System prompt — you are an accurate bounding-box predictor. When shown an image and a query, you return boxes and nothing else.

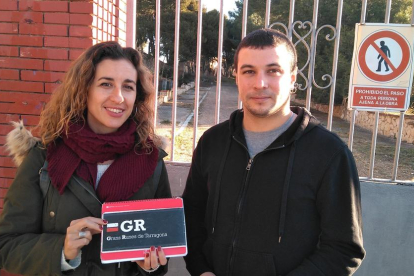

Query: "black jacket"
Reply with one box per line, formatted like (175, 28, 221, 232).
(183, 107, 365, 276)
(0, 144, 171, 276)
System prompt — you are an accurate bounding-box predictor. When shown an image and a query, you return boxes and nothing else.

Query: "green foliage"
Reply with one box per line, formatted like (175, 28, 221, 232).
(136, 0, 232, 80)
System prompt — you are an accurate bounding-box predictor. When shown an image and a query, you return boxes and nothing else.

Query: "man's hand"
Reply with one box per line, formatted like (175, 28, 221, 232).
(64, 217, 106, 260)
(201, 273, 216, 276)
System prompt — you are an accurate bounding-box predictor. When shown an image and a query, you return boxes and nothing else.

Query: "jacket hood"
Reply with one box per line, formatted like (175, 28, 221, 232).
(5, 121, 40, 167)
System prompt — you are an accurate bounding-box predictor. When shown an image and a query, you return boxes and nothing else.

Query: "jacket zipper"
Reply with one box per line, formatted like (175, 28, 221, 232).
(246, 158, 253, 170)
(228, 156, 253, 274)
(227, 136, 252, 274)
(227, 136, 285, 275)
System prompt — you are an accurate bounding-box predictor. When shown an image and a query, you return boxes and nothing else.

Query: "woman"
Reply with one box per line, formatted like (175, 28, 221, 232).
(0, 41, 170, 275)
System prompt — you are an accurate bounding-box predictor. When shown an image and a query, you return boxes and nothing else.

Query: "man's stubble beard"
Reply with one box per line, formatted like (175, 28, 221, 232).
(243, 93, 291, 119)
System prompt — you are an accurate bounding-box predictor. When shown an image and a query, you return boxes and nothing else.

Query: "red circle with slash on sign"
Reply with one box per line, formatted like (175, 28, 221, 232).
(358, 30, 411, 82)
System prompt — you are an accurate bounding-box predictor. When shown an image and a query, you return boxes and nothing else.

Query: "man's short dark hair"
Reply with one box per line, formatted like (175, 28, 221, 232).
(234, 28, 298, 73)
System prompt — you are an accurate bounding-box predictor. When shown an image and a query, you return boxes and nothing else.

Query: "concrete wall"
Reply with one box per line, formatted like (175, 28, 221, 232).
(166, 164, 414, 276)
(355, 181, 414, 276)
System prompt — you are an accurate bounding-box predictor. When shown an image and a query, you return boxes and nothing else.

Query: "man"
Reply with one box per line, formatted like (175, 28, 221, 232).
(182, 29, 365, 276)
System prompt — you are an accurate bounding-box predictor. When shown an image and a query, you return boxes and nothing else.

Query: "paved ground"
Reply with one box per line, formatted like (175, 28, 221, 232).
(157, 82, 239, 128)
(168, 257, 189, 275)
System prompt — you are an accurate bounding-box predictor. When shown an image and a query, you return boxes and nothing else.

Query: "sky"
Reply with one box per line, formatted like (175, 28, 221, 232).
(202, 0, 238, 16)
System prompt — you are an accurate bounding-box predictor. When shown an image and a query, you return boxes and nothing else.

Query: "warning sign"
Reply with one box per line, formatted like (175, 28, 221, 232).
(349, 24, 414, 112)
(352, 87, 407, 109)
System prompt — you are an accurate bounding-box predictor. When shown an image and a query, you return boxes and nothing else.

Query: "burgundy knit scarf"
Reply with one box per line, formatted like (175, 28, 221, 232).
(46, 120, 158, 202)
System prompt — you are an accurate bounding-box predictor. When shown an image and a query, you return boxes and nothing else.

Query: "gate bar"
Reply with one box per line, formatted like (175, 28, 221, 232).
(192, 0, 203, 151)
(153, 0, 161, 128)
(392, 112, 405, 180)
(385, 0, 392, 24)
(288, 0, 295, 39)
(327, 0, 344, 131)
(349, 0, 368, 151)
(215, 0, 225, 125)
(369, 112, 380, 179)
(126, 0, 136, 48)
(412, 0, 414, 25)
(348, 110, 356, 151)
(241, 0, 248, 38)
(360, 0, 367, 24)
(390, 0, 414, 181)
(170, 0, 181, 161)
(239, 0, 249, 109)
(306, 0, 320, 110)
(368, 0, 392, 178)
(265, 0, 271, 28)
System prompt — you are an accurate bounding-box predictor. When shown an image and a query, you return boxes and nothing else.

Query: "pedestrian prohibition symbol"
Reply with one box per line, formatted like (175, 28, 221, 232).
(357, 30, 411, 83)
(348, 24, 414, 112)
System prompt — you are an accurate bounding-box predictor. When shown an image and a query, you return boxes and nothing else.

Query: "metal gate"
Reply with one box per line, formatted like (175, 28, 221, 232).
(138, 0, 414, 184)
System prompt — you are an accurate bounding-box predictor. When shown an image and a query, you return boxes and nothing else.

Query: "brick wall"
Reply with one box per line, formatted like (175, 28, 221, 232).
(0, 1, 128, 273)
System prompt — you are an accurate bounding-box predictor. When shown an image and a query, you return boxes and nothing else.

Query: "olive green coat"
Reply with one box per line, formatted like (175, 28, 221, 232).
(0, 144, 171, 276)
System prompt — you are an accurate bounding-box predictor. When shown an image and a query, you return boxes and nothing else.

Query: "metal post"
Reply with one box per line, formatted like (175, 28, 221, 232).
(385, 0, 392, 24)
(126, 0, 137, 48)
(241, 0, 248, 38)
(349, 0, 367, 151)
(369, 112, 380, 179)
(306, 0, 319, 111)
(288, 0, 295, 39)
(170, 0, 181, 161)
(193, 0, 203, 151)
(239, 0, 249, 109)
(392, 112, 405, 180)
(348, 109, 356, 151)
(360, 0, 367, 24)
(368, 0, 392, 179)
(388, 0, 409, 181)
(153, 0, 161, 129)
(265, 0, 271, 28)
(327, 0, 343, 131)
(215, 0, 225, 125)
(411, 0, 414, 25)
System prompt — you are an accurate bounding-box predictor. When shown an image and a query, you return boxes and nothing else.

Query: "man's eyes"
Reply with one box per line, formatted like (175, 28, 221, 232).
(242, 69, 282, 74)
(242, 70, 255, 74)
(268, 68, 282, 74)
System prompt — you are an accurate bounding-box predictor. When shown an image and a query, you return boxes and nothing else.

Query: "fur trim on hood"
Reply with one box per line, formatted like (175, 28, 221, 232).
(5, 121, 40, 167)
